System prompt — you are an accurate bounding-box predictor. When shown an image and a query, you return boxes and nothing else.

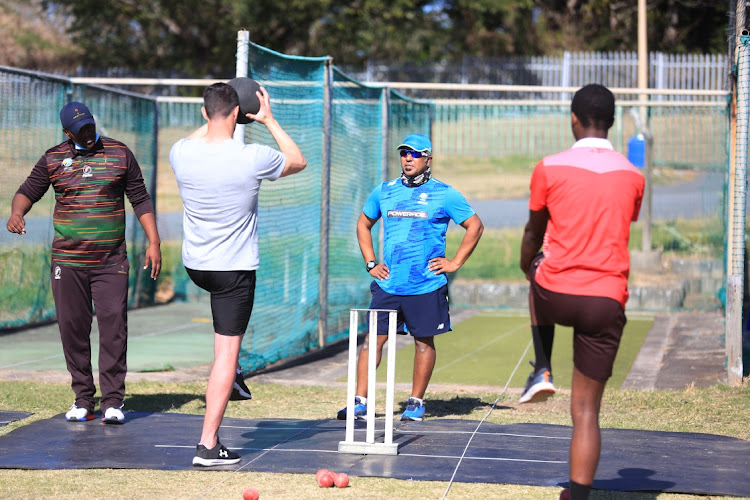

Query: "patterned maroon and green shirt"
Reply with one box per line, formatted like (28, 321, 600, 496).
(17, 136, 154, 268)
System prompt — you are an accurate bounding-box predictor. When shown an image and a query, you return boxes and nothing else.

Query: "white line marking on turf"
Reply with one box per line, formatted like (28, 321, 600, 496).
(399, 453, 566, 464)
(479, 310, 532, 318)
(192, 420, 327, 500)
(0, 323, 202, 369)
(220, 424, 569, 440)
(154, 445, 566, 464)
(397, 430, 569, 440)
(128, 322, 204, 340)
(441, 338, 533, 500)
(433, 322, 528, 374)
(0, 353, 66, 369)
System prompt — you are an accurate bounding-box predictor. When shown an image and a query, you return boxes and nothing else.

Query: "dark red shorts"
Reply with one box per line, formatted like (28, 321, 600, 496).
(529, 255, 626, 382)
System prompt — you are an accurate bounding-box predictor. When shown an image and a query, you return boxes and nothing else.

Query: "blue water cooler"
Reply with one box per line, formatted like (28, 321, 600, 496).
(627, 134, 645, 168)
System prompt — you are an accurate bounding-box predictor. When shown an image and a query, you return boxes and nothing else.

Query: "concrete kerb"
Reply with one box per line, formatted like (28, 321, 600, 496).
(448, 281, 688, 310)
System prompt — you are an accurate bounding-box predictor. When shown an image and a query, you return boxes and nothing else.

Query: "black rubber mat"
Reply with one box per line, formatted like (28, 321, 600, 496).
(0, 411, 31, 426)
(0, 412, 747, 496)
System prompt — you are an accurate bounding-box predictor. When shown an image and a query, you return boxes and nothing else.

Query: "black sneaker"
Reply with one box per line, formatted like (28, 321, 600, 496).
(230, 371, 252, 401)
(192, 441, 241, 466)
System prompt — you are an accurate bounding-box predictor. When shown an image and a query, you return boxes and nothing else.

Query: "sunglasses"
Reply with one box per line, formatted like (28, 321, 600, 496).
(399, 150, 429, 158)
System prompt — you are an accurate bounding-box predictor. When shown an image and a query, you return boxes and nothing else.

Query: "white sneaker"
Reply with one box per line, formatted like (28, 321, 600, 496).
(102, 405, 125, 424)
(65, 404, 94, 422)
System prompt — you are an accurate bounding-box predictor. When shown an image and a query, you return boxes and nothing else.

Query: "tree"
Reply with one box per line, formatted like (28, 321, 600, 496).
(0, 0, 80, 70)
(438, 0, 539, 57)
(26, 0, 732, 78)
(42, 0, 243, 76)
(533, 0, 728, 54)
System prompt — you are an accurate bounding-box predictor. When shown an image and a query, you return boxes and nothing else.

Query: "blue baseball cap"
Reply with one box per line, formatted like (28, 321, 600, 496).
(60, 102, 95, 134)
(397, 133, 432, 155)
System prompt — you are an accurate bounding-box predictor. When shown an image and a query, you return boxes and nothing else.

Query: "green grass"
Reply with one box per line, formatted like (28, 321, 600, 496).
(447, 227, 525, 282)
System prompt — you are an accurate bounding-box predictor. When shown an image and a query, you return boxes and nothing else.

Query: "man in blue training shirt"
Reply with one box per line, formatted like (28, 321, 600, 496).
(337, 133, 484, 421)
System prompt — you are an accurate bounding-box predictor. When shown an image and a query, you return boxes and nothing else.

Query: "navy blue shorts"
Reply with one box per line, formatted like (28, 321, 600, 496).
(185, 268, 256, 336)
(367, 281, 452, 338)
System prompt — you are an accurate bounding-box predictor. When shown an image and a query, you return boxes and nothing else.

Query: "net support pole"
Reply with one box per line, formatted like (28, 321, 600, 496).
(317, 56, 334, 348)
(132, 100, 160, 308)
(726, 32, 749, 385)
(234, 30, 249, 143)
(378, 88, 390, 262)
(637, 0, 652, 254)
(641, 135, 653, 253)
(628, 108, 654, 256)
(381, 88, 390, 184)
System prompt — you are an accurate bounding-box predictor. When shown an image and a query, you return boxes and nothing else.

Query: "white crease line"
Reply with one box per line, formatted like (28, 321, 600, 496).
(154, 444, 566, 464)
(221, 424, 569, 440)
(193, 419, 326, 499)
(398, 430, 569, 440)
(400, 453, 566, 464)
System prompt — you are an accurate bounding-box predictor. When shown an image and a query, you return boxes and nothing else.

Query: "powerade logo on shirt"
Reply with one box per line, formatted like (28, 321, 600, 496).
(387, 210, 428, 219)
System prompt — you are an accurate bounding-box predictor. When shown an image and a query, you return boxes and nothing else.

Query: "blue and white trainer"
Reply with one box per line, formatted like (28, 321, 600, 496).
(400, 398, 425, 421)
(336, 396, 367, 420)
(519, 362, 556, 404)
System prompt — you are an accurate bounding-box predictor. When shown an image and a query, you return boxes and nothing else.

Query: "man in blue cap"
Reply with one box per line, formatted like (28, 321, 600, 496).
(337, 133, 484, 421)
(6, 101, 162, 424)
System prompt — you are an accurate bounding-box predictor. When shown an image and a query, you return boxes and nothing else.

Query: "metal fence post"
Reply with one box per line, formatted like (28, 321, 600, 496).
(317, 56, 333, 347)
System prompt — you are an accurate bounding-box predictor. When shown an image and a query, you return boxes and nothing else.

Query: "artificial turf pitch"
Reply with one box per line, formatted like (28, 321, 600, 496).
(373, 312, 653, 390)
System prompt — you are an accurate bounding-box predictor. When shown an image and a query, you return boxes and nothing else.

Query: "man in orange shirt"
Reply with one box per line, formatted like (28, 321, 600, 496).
(519, 84, 644, 500)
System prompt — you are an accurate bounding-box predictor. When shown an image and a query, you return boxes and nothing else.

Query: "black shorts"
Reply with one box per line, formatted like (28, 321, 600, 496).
(368, 281, 452, 338)
(185, 268, 256, 336)
(529, 255, 626, 382)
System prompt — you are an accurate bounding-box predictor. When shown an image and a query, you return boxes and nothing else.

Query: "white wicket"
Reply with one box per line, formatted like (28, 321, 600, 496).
(337, 308, 398, 455)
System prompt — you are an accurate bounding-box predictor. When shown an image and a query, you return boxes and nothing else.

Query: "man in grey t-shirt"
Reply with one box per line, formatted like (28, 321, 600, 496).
(170, 82, 306, 466)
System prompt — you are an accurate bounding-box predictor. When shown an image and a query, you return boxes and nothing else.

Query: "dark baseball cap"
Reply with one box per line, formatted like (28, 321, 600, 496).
(60, 102, 95, 134)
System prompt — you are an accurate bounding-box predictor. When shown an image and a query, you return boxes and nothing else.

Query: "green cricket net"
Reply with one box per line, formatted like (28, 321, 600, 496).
(233, 43, 431, 369)
(0, 68, 157, 328)
(0, 42, 733, 372)
(156, 44, 432, 371)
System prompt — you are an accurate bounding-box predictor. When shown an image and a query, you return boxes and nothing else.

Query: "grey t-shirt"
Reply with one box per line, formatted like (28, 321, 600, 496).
(169, 137, 286, 270)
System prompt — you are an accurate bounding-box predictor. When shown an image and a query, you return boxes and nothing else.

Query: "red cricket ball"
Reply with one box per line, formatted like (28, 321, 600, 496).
(242, 487, 259, 500)
(317, 471, 334, 488)
(334, 472, 349, 488)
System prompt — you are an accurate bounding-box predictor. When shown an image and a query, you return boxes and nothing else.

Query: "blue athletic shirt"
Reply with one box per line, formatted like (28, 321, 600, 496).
(363, 177, 476, 295)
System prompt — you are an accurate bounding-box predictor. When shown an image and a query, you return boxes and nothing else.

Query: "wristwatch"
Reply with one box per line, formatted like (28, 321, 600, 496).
(365, 260, 377, 272)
